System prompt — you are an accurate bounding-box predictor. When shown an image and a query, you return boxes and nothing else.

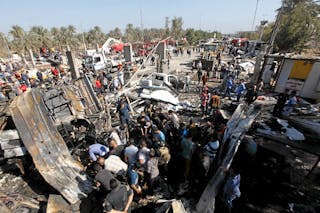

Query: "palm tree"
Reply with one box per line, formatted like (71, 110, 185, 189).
(9, 25, 26, 54)
(0, 32, 11, 58)
(66, 25, 81, 51)
(29, 26, 52, 48)
(51, 27, 62, 50)
(86, 26, 107, 48)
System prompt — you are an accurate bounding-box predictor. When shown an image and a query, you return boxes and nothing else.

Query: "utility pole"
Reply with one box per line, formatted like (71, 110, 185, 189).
(140, 9, 144, 42)
(66, 46, 80, 80)
(251, 0, 260, 31)
(80, 25, 87, 52)
(251, 0, 284, 84)
(259, 20, 268, 40)
(267, 0, 285, 54)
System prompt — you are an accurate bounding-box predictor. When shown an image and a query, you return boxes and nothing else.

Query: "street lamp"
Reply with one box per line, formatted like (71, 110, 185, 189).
(259, 20, 268, 41)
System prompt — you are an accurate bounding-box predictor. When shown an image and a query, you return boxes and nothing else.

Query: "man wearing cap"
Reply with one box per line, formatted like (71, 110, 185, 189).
(88, 143, 109, 162)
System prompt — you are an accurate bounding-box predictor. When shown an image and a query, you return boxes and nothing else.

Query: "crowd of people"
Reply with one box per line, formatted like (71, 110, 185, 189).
(0, 43, 302, 213)
(0, 62, 70, 100)
(84, 96, 228, 212)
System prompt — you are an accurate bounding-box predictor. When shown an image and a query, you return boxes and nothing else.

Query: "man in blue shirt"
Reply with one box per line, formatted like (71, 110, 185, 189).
(117, 100, 131, 127)
(236, 79, 246, 102)
(153, 126, 165, 143)
(180, 132, 195, 182)
(21, 71, 30, 87)
(88, 143, 109, 161)
(36, 70, 43, 83)
(127, 163, 143, 196)
(225, 76, 233, 99)
(124, 139, 139, 167)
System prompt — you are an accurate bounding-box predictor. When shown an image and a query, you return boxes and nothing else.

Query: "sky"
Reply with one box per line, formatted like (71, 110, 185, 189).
(1, 0, 282, 34)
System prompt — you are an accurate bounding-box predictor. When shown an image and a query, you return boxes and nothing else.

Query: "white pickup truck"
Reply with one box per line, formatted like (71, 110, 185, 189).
(140, 73, 184, 90)
(83, 52, 125, 72)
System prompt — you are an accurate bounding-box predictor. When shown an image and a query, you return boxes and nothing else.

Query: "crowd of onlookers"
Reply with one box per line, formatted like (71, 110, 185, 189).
(84, 95, 228, 212)
(0, 62, 69, 101)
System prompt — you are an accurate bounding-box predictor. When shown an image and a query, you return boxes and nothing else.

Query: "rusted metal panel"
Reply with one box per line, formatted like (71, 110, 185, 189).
(62, 86, 86, 117)
(9, 89, 92, 204)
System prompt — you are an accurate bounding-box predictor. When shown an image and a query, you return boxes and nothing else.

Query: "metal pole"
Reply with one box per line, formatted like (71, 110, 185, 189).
(268, 0, 285, 53)
(251, 0, 260, 31)
(251, 0, 284, 84)
(140, 9, 144, 42)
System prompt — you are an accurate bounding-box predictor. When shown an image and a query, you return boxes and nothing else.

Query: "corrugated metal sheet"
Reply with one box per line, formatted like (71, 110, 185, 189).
(9, 89, 92, 204)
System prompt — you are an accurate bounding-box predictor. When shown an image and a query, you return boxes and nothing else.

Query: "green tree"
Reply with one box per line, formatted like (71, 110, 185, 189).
(29, 26, 52, 48)
(9, 25, 26, 54)
(50, 27, 63, 50)
(275, 1, 319, 51)
(125, 24, 135, 42)
(86, 26, 107, 48)
(262, 0, 320, 52)
(171, 17, 184, 39)
(185, 29, 222, 45)
(0, 33, 11, 57)
(165, 17, 170, 37)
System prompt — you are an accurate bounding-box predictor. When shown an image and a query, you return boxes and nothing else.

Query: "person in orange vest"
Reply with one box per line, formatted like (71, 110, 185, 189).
(209, 91, 221, 114)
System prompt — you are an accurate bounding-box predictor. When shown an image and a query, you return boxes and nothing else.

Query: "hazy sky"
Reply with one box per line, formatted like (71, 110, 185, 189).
(1, 0, 282, 34)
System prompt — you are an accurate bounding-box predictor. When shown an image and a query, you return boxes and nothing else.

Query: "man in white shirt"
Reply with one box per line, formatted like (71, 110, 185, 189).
(138, 141, 150, 168)
(109, 129, 122, 145)
(98, 155, 128, 176)
(118, 69, 124, 86)
(168, 110, 180, 129)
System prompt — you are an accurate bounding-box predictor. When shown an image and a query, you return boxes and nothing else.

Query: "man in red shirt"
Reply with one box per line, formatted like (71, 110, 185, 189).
(200, 87, 209, 117)
(117, 63, 122, 71)
(52, 67, 59, 77)
(20, 83, 27, 93)
(95, 79, 102, 95)
(202, 73, 208, 86)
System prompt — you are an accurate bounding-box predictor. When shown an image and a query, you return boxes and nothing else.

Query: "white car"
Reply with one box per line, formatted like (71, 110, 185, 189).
(238, 61, 255, 75)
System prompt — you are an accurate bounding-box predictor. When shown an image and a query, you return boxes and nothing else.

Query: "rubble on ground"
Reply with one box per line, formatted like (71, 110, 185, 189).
(0, 39, 319, 213)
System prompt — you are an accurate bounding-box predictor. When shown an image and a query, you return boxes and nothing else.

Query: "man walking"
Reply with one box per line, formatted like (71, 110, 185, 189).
(197, 61, 202, 84)
(184, 72, 190, 93)
(236, 79, 246, 102)
(225, 76, 233, 99)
